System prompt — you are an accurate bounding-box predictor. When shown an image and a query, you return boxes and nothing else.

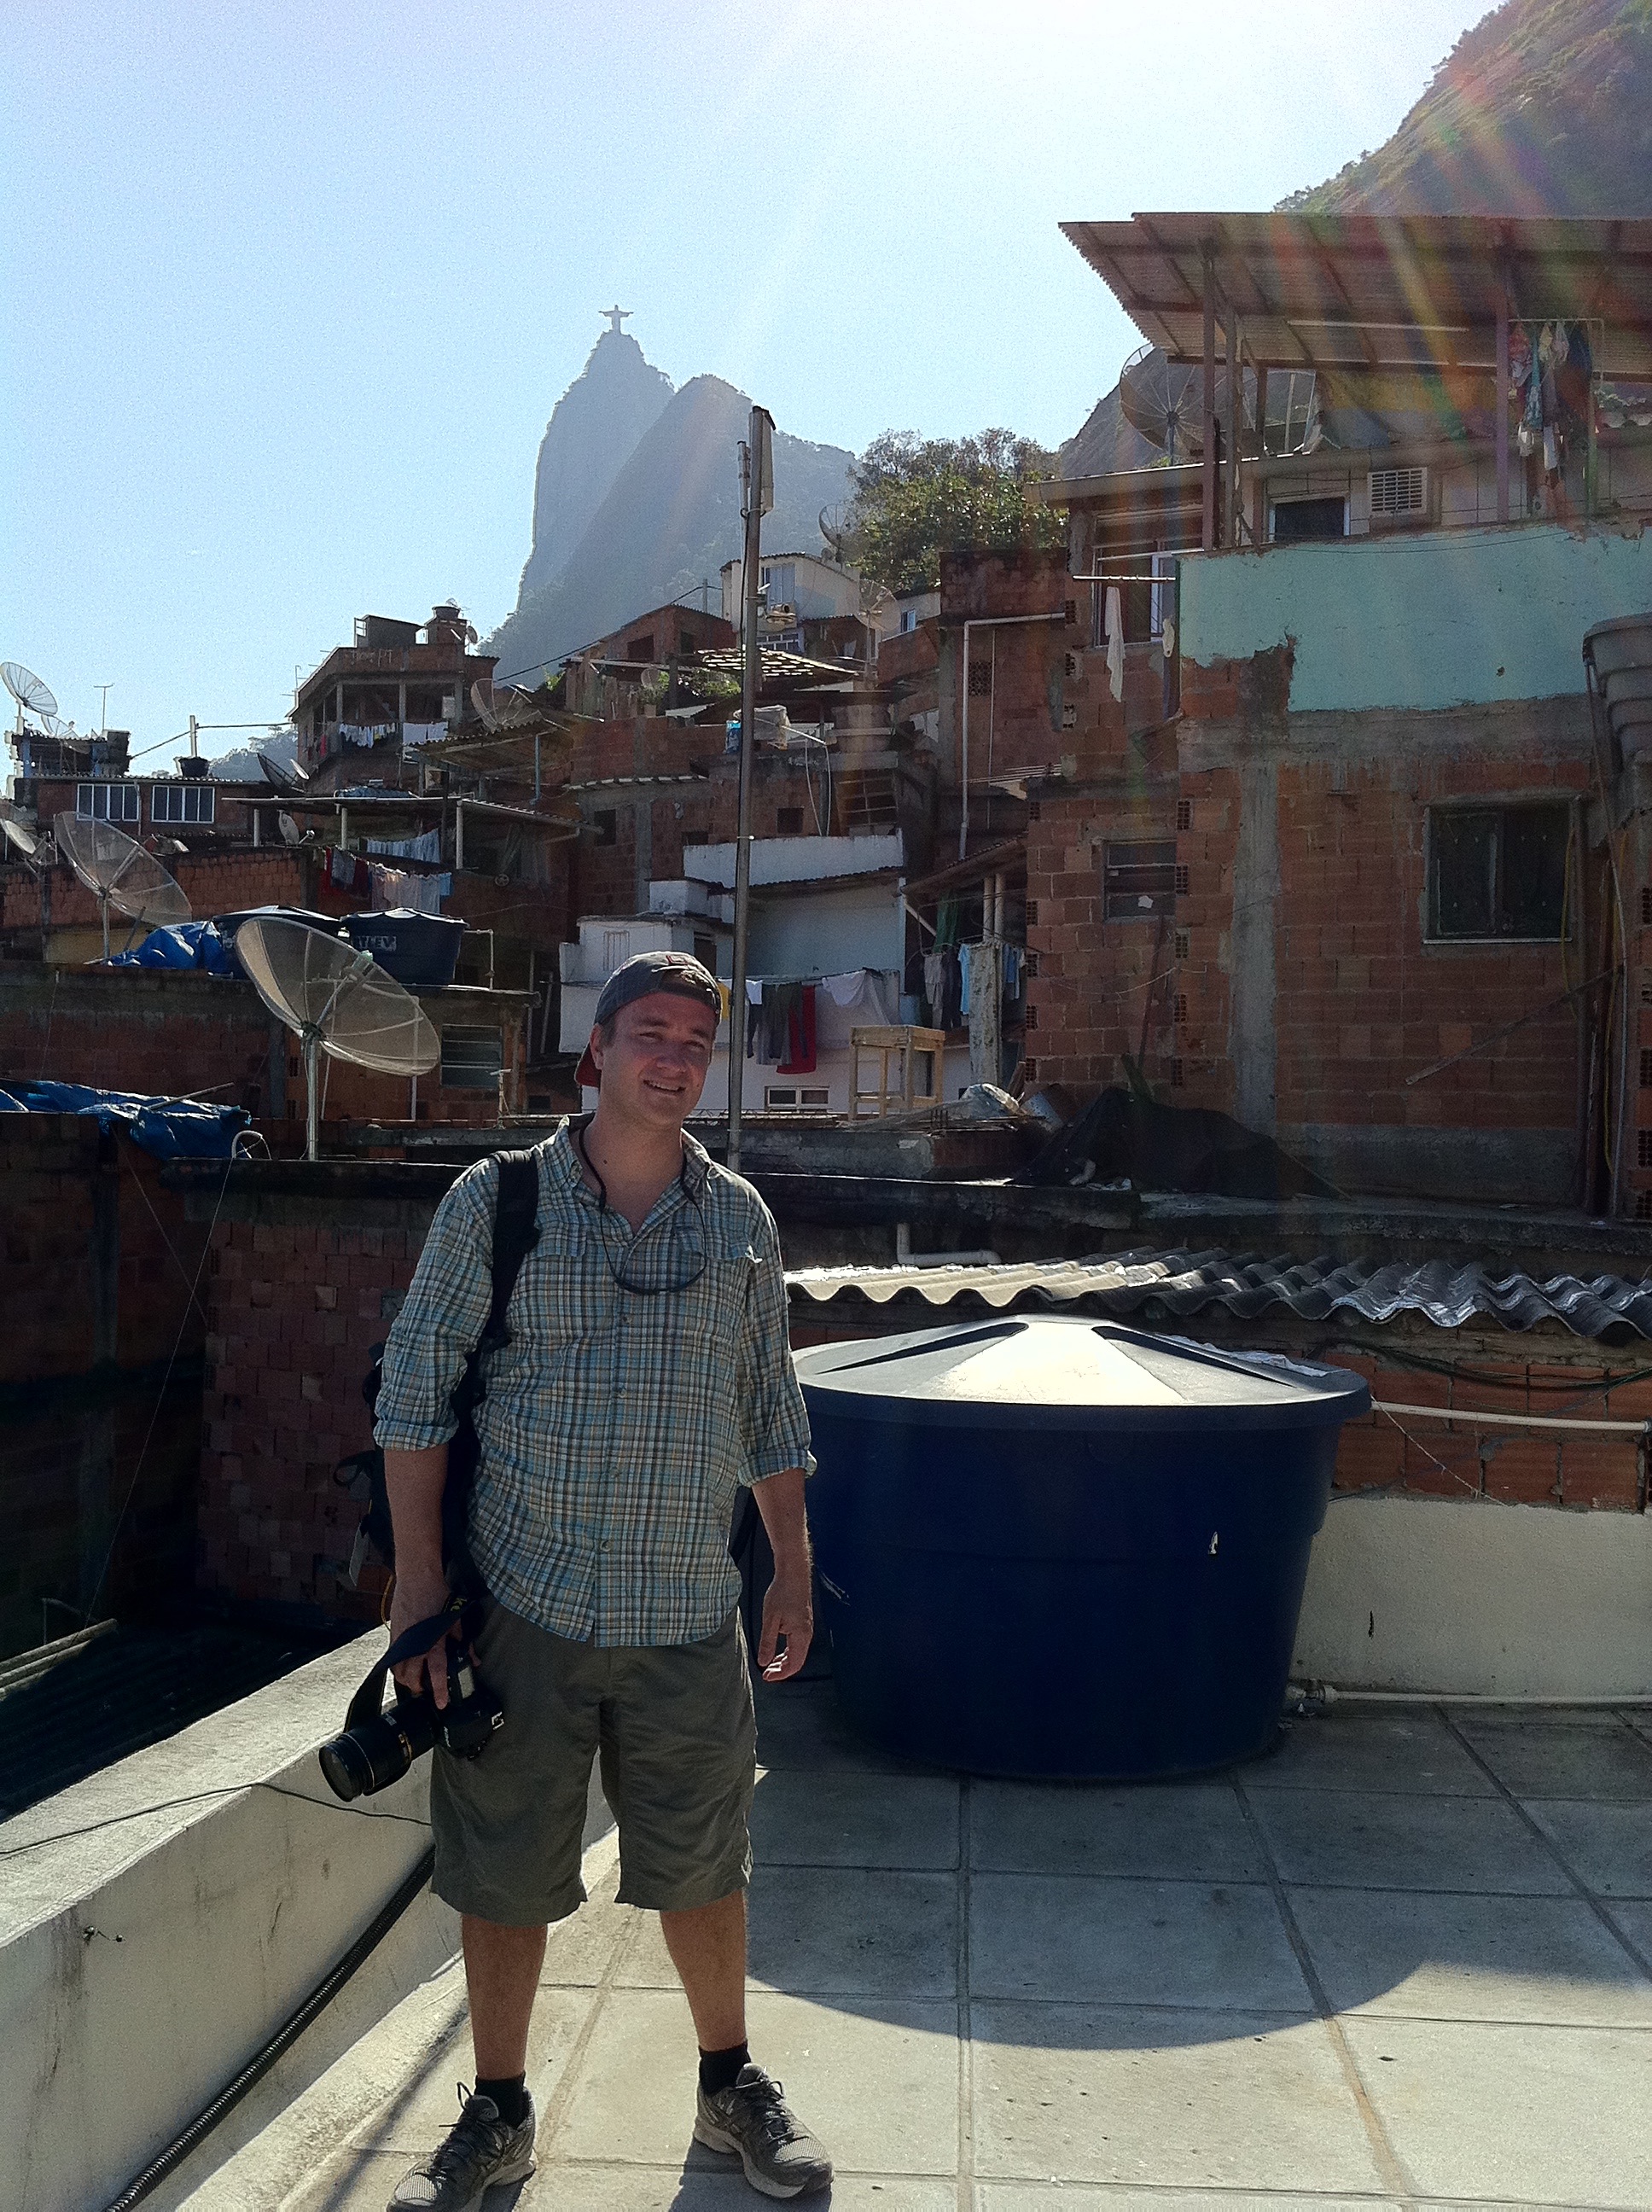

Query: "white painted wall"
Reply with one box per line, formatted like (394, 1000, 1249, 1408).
(1294, 1494, 1652, 1697)
(2, 1633, 611, 2212)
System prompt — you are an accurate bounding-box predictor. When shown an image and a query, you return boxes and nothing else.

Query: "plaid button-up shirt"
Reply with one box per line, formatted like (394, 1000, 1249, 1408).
(375, 1121, 814, 1646)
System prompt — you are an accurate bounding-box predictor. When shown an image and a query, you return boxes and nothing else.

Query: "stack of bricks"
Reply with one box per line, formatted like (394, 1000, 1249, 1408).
(197, 1195, 439, 1618)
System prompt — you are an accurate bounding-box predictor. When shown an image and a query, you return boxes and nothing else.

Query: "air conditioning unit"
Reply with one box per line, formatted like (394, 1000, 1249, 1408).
(1369, 465, 1429, 522)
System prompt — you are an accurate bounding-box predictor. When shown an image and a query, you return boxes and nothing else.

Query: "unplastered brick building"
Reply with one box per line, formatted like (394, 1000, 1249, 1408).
(1021, 208, 1652, 1211)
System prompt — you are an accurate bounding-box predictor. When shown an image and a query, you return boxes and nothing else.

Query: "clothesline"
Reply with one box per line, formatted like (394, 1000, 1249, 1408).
(325, 844, 451, 916)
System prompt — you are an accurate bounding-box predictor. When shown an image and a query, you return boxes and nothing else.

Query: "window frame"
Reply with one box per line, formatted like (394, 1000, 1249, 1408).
(1101, 838, 1178, 923)
(150, 783, 216, 825)
(75, 782, 140, 823)
(1424, 800, 1573, 946)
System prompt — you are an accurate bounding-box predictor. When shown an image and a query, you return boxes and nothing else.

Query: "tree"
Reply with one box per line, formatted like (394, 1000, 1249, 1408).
(843, 429, 1066, 596)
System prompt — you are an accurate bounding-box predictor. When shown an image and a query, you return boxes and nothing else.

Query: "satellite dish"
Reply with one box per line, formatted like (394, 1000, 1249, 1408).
(3, 818, 38, 858)
(3, 662, 58, 728)
(42, 713, 77, 740)
(54, 812, 191, 958)
(1118, 344, 1236, 462)
(234, 916, 439, 1159)
(256, 747, 309, 793)
(471, 678, 501, 731)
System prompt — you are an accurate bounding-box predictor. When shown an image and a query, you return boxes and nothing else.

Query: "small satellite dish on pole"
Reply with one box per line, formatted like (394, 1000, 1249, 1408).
(256, 746, 310, 793)
(3, 662, 59, 731)
(2, 817, 51, 871)
(54, 812, 191, 958)
(1118, 344, 1230, 463)
(233, 916, 439, 1160)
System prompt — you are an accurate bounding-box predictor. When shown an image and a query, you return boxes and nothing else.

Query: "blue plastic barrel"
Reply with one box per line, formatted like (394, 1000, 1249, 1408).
(795, 1317, 1369, 1778)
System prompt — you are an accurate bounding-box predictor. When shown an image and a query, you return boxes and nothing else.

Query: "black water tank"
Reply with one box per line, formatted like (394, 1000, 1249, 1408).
(795, 1317, 1368, 1778)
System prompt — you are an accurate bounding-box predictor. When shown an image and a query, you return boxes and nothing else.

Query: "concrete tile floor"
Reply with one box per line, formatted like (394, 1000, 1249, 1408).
(192, 1687, 1652, 2211)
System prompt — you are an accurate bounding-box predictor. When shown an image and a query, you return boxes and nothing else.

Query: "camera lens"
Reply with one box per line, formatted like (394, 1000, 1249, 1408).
(317, 1696, 436, 1802)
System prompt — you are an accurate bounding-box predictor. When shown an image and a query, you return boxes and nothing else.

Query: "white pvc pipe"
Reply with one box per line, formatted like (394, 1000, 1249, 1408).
(1374, 1400, 1648, 1436)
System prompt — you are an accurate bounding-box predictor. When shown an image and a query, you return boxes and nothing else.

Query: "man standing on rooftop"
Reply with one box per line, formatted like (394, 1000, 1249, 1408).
(374, 949, 833, 2206)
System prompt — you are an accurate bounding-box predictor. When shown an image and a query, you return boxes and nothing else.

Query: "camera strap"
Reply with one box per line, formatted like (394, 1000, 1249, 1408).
(341, 1596, 477, 1733)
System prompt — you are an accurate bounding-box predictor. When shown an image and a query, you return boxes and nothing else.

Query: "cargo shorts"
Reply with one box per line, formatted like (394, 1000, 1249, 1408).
(428, 1597, 757, 1926)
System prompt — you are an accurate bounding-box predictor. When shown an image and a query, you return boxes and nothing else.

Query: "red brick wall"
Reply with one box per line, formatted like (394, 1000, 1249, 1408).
(0, 1116, 210, 1651)
(197, 1193, 436, 1619)
(1024, 645, 1594, 1190)
(0, 969, 280, 1112)
(1022, 786, 1178, 1093)
(3, 848, 305, 938)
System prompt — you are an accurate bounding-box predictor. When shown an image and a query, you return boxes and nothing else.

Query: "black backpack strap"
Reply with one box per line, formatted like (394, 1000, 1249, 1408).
(479, 1150, 542, 1353)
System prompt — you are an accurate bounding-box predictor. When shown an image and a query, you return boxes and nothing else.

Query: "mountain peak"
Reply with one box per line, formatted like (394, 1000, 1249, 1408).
(518, 320, 675, 604)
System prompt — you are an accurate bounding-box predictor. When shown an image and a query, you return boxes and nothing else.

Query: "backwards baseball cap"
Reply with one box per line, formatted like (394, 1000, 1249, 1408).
(575, 949, 724, 1089)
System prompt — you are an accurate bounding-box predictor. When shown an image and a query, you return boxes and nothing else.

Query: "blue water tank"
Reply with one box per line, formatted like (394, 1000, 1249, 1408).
(795, 1317, 1369, 1778)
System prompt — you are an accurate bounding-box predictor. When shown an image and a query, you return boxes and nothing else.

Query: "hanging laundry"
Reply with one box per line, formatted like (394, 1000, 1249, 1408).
(367, 828, 442, 864)
(326, 846, 369, 894)
(1103, 585, 1125, 703)
(747, 981, 799, 1063)
(934, 896, 961, 950)
(922, 951, 947, 1028)
(777, 983, 817, 1074)
(958, 949, 973, 1017)
(1003, 944, 1023, 1000)
(1556, 323, 1592, 432)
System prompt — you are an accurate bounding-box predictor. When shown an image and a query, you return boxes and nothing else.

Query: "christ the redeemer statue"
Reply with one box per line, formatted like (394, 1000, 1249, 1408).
(602, 305, 631, 335)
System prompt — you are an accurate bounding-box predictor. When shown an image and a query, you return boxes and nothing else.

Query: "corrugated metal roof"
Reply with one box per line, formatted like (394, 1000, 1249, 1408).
(788, 1249, 1652, 1342)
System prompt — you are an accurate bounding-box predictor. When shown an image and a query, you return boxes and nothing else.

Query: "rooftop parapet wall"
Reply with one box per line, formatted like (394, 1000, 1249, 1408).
(1179, 523, 1652, 715)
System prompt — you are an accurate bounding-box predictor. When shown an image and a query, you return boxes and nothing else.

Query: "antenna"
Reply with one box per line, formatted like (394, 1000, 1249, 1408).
(2, 662, 59, 733)
(54, 812, 191, 958)
(233, 916, 439, 1160)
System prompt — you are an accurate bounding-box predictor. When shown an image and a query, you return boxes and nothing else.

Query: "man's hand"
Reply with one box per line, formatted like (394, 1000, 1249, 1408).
(758, 1564, 813, 1682)
(387, 1560, 456, 1707)
(752, 1467, 814, 1682)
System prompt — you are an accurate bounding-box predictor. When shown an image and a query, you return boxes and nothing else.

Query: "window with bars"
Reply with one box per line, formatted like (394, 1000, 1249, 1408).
(1428, 805, 1569, 941)
(1102, 841, 1177, 921)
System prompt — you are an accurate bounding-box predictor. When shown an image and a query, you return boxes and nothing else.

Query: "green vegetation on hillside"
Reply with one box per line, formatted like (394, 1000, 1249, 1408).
(1283, 0, 1652, 216)
(844, 429, 1065, 597)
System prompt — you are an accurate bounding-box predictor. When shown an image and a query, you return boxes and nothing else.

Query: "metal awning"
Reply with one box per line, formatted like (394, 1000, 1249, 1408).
(1062, 212, 1652, 377)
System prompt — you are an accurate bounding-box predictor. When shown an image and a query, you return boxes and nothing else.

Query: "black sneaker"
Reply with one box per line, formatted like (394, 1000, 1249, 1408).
(693, 2062, 834, 2199)
(387, 2085, 536, 2210)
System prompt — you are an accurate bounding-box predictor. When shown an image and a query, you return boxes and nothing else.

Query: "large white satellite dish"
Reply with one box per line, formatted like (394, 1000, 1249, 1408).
(3, 662, 58, 731)
(54, 812, 191, 958)
(234, 916, 439, 1159)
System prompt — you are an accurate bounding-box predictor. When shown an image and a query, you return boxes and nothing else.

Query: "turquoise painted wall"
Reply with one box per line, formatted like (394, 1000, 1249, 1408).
(1179, 524, 1652, 713)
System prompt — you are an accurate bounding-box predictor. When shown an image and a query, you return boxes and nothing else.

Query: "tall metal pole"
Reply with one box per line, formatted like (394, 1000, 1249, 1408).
(727, 407, 772, 1171)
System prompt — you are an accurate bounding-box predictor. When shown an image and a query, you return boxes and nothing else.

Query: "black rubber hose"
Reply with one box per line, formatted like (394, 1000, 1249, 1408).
(104, 1843, 437, 2211)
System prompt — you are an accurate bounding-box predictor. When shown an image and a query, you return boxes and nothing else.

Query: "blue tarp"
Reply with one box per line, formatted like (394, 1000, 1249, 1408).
(104, 920, 241, 975)
(0, 1081, 248, 1160)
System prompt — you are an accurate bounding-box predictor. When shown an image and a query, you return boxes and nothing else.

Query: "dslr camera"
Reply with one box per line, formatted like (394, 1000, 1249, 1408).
(319, 1649, 504, 1802)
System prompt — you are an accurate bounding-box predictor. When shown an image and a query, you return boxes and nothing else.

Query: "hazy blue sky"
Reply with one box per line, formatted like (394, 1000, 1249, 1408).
(3, 0, 1487, 760)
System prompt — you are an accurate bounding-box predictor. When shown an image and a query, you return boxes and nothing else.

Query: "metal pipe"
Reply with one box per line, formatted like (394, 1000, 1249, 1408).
(1495, 271, 1510, 523)
(727, 409, 771, 1172)
(1201, 248, 1217, 552)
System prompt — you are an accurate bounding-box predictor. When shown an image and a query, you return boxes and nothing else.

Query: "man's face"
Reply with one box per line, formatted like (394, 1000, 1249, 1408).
(589, 991, 718, 1129)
